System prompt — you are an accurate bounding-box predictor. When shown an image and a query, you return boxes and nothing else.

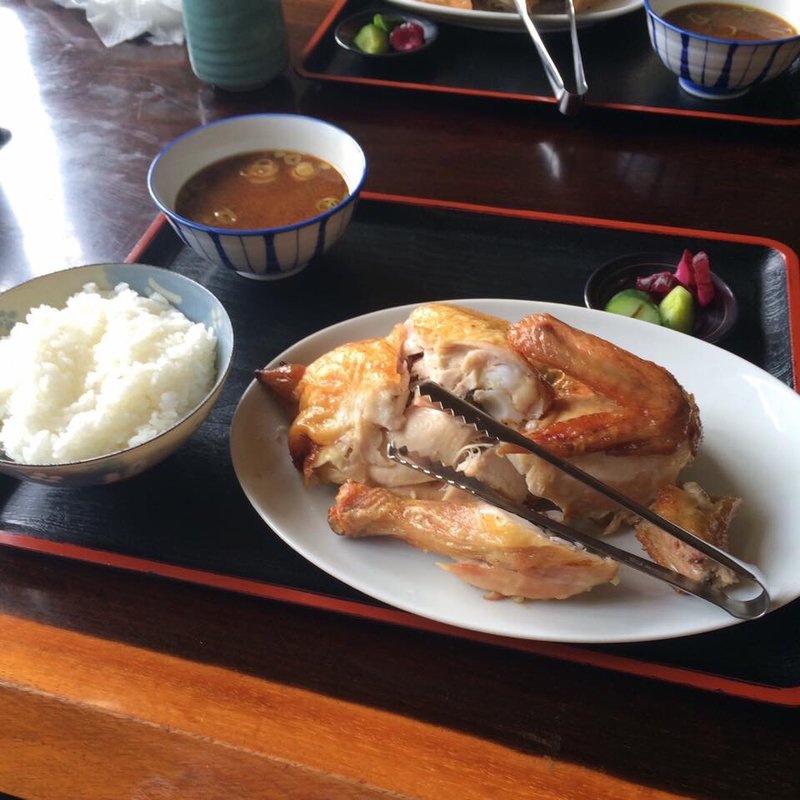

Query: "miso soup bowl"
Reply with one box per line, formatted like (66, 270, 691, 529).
(644, 0, 800, 100)
(147, 114, 367, 280)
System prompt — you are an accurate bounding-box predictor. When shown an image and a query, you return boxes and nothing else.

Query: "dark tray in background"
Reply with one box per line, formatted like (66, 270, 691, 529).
(298, 0, 800, 126)
(1, 193, 799, 705)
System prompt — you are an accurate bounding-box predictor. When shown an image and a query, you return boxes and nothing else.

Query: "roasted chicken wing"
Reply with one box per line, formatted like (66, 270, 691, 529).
(505, 313, 702, 520)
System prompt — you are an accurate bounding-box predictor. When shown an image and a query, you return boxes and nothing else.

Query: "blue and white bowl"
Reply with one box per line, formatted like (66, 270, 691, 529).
(645, 0, 800, 100)
(147, 114, 367, 280)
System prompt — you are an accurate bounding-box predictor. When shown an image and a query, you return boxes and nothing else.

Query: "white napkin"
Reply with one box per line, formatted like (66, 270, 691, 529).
(52, 0, 184, 47)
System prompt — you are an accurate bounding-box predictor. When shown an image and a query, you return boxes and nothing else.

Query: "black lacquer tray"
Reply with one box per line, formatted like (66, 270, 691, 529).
(1, 193, 799, 705)
(298, 0, 800, 126)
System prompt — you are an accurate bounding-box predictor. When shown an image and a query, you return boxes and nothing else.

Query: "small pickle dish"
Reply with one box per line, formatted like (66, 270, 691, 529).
(335, 11, 439, 59)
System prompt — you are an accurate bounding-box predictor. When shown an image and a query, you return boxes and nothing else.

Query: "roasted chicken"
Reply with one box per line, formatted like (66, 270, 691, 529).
(505, 313, 702, 521)
(635, 482, 740, 589)
(261, 324, 414, 487)
(258, 302, 737, 602)
(329, 481, 618, 601)
(257, 303, 545, 502)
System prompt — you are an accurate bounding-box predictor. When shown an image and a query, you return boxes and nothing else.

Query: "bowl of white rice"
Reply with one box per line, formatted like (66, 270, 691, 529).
(0, 263, 233, 486)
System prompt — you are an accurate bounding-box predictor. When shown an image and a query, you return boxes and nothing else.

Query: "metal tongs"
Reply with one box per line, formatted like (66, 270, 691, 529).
(386, 381, 770, 620)
(513, 0, 588, 115)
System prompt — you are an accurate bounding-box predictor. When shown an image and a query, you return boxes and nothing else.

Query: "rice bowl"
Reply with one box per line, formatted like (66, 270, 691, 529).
(0, 282, 217, 464)
(0, 263, 233, 486)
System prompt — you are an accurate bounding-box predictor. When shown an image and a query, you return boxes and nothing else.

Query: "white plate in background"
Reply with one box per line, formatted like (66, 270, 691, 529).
(382, 0, 644, 32)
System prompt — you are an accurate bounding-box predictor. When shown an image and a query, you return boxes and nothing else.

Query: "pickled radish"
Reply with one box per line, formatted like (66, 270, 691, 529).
(635, 271, 677, 297)
(389, 21, 425, 51)
(675, 249, 696, 291)
(692, 251, 715, 307)
(673, 249, 716, 306)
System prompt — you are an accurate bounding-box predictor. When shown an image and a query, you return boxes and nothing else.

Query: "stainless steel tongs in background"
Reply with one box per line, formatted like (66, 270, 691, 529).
(512, 0, 588, 115)
(386, 380, 770, 620)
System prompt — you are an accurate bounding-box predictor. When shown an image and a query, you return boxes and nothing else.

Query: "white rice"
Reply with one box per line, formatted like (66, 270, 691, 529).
(0, 281, 217, 465)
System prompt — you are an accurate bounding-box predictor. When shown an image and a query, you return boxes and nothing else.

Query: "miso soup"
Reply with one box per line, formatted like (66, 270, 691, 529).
(663, 3, 796, 41)
(175, 150, 349, 230)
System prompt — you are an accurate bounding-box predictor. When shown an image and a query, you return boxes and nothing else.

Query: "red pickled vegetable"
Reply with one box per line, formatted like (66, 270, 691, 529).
(692, 250, 715, 307)
(627, 248, 719, 315)
(635, 271, 678, 297)
(390, 21, 425, 51)
(674, 248, 696, 291)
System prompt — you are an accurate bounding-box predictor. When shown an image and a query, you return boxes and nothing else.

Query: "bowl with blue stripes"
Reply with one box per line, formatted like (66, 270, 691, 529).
(644, 0, 800, 100)
(147, 114, 367, 280)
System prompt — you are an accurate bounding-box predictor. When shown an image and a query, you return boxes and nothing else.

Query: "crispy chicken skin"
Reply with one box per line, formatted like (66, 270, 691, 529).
(258, 303, 550, 500)
(255, 362, 305, 419)
(329, 481, 618, 600)
(505, 313, 702, 519)
(508, 313, 700, 457)
(635, 482, 740, 588)
(258, 324, 424, 486)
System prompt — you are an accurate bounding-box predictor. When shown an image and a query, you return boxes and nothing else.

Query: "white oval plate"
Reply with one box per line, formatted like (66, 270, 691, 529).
(230, 299, 800, 644)
(382, 0, 643, 32)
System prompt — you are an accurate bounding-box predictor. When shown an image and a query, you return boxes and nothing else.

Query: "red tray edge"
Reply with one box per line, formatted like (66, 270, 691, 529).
(1, 529, 798, 707)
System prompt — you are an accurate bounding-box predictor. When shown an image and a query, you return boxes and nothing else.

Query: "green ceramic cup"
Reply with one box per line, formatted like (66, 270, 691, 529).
(182, 0, 289, 91)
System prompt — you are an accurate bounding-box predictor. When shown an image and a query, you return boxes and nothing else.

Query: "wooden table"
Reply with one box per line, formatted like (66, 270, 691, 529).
(1, 2, 799, 798)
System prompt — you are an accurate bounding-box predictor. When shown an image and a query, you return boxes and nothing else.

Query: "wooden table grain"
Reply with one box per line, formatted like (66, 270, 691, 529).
(1, 1, 799, 798)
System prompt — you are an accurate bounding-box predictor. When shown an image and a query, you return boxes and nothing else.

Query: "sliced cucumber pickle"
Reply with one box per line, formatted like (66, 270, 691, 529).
(604, 289, 662, 325)
(373, 13, 403, 33)
(354, 23, 390, 54)
(659, 285, 696, 334)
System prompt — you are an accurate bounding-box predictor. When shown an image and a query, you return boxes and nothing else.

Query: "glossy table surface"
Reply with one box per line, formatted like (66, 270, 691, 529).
(1, 1, 800, 798)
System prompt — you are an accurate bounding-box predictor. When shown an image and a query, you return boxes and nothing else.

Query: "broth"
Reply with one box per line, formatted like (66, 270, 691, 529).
(175, 151, 349, 230)
(662, 3, 796, 41)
